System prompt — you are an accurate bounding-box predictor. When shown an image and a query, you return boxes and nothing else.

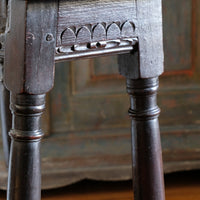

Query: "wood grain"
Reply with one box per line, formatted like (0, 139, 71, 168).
(4, 0, 58, 94)
(57, 0, 137, 46)
(118, 0, 164, 79)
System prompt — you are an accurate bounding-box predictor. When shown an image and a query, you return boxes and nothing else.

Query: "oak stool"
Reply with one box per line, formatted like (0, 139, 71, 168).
(0, 0, 165, 199)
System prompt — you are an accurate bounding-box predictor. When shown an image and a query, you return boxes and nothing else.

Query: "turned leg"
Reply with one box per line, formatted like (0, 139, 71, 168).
(0, 59, 12, 166)
(7, 94, 45, 200)
(118, 8, 165, 194)
(0, 86, 11, 167)
(3, 1, 57, 199)
(127, 77, 165, 200)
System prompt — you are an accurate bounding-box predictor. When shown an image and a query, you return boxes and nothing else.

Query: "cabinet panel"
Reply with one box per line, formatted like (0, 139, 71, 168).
(163, 0, 193, 72)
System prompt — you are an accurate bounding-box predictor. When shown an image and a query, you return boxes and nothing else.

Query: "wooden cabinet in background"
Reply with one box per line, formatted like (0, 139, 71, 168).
(0, 0, 200, 190)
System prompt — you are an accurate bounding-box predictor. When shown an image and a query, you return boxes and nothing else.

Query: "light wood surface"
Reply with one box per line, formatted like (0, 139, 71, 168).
(0, 171, 199, 200)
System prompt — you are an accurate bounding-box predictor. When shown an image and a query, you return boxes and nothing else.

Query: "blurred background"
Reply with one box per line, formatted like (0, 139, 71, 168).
(0, 0, 200, 199)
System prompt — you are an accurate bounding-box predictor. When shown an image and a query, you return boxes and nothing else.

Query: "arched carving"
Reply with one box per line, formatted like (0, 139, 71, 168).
(61, 27, 76, 46)
(106, 23, 120, 40)
(58, 21, 136, 52)
(92, 23, 106, 41)
(76, 26, 91, 43)
(121, 21, 135, 37)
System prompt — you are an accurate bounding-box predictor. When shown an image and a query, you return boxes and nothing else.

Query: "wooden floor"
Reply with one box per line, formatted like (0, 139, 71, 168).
(0, 171, 200, 200)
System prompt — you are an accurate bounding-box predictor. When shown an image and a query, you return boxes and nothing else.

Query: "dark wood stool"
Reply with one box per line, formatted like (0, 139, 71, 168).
(0, 0, 165, 199)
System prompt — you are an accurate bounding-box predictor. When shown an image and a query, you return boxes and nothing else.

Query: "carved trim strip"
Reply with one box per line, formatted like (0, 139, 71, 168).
(59, 21, 136, 46)
(57, 38, 137, 53)
(55, 21, 137, 62)
(55, 38, 138, 62)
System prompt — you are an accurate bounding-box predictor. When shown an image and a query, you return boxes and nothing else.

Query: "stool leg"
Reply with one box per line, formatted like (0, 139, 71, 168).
(0, 86, 11, 167)
(7, 93, 45, 200)
(0, 59, 12, 167)
(127, 77, 165, 200)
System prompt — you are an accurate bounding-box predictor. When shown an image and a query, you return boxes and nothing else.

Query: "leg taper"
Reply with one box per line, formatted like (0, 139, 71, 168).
(0, 59, 12, 167)
(7, 94, 45, 200)
(127, 77, 165, 200)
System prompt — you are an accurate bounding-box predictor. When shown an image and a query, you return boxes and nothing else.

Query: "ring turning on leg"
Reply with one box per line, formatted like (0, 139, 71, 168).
(127, 77, 165, 200)
(7, 94, 45, 200)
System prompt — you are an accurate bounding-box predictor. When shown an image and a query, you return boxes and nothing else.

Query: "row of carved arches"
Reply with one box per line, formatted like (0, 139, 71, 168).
(61, 21, 136, 46)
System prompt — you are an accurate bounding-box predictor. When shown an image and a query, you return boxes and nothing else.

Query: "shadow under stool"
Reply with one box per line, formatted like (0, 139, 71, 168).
(0, 0, 165, 199)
